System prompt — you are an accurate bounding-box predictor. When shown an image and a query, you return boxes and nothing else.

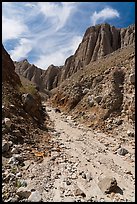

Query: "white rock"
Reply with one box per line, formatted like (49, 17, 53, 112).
(28, 190, 42, 202)
(86, 172, 92, 181)
(8, 141, 13, 146)
(83, 88, 89, 94)
(11, 147, 19, 154)
(129, 73, 135, 84)
(8, 157, 17, 164)
(67, 115, 72, 120)
(13, 154, 24, 162)
(4, 118, 12, 128)
(16, 172, 22, 177)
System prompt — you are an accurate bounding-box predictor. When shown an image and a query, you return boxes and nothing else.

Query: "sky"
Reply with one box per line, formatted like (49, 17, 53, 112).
(2, 2, 135, 70)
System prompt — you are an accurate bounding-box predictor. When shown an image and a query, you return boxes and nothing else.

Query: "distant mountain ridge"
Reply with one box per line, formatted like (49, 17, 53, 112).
(14, 23, 135, 91)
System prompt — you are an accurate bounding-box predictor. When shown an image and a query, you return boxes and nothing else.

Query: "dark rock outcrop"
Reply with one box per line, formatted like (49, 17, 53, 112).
(2, 45, 21, 87)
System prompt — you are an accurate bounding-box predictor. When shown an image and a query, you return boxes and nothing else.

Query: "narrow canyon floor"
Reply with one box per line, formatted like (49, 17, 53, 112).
(20, 103, 135, 202)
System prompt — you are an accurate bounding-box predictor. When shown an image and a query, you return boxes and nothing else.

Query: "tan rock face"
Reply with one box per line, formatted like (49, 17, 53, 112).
(14, 59, 45, 90)
(59, 23, 135, 82)
(14, 23, 135, 91)
(15, 61, 61, 91)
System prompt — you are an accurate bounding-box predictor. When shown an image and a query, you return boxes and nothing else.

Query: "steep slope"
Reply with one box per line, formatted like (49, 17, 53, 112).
(60, 23, 135, 82)
(2, 45, 51, 201)
(14, 23, 135, 91)
(2, 45, 21, 87)
(50, 43, 135, 135)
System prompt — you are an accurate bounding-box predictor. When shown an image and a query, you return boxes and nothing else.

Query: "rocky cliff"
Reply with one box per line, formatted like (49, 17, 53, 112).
(60, 23, 135, 82)
(14, 23, 135, 91)
(2, 45, 47, 144)
(2, 45, 21, 87)
(14, 59, 45, 90)
(15, 61, 61, 91)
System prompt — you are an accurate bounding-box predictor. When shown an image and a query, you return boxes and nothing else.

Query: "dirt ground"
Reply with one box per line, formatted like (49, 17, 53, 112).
(22, 104, 135, 202)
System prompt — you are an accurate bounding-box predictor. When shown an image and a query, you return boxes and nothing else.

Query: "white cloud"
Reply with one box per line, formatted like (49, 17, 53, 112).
(34, 52, 66, 69)
(34, 35, 82, 69)
(2, 2, 123, 70)
(37, 2, 76, 31)
(10, 38, 32, 61)
(91, 7, 120, 25)
(2, 16, 28, 42)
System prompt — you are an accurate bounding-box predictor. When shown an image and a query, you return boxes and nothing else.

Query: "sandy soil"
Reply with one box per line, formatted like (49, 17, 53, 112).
(23, 104, 135, 202)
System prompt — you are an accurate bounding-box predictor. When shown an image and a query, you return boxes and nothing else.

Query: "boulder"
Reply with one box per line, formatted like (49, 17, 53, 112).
(98, 176, 117, 194)
(117, 148, 128, 156)
(22, 93, 42, 122)
(16, 187, 31, 198)
(28, 190, 42, 202)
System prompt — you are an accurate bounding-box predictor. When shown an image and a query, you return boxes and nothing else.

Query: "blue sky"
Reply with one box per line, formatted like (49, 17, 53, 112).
(2, 2, 135, 69)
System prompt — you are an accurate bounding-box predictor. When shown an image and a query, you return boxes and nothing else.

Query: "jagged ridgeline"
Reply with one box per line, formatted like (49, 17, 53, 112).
(14, 23, 135, 91)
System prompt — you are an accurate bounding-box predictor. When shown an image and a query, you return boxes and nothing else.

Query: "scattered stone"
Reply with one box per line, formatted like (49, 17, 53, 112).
(11, 147, 19, 154)
(86, 172, 92, 181)
(71, 173, 77, 179)
(66, 180, 71, 185)
(94, 96, 102, 104)
(114, 118, 123, 125)
(16, 172, 22, 177)
(8, 157, 18, 165)
(83, 88, 89, 95)
(74, 186, 86, 197)
(4, 118, 12, 128)
(117, 148, 128, 156)
(81, 172, 86, 179)
(127, 130, 134, 137)
(67, 115, 72, 120)
(89, 100, 94, 107)
(6, 195, 19, 202)
(4, 173, 16, 182)
(13, 154, 24, 162)
(2, 140, 10, 153)
(129, 73, 135, 84)
(28, 190, 42, 202)
(98, 176, 117, 194)
(16, 187, 31, 198)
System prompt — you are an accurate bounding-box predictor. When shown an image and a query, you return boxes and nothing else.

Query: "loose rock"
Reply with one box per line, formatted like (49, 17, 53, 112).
(28, 190, 42, 202)
(98, 176, 117, 194)
(117, 148, 128, 156)
(16, 187, 31, 198)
